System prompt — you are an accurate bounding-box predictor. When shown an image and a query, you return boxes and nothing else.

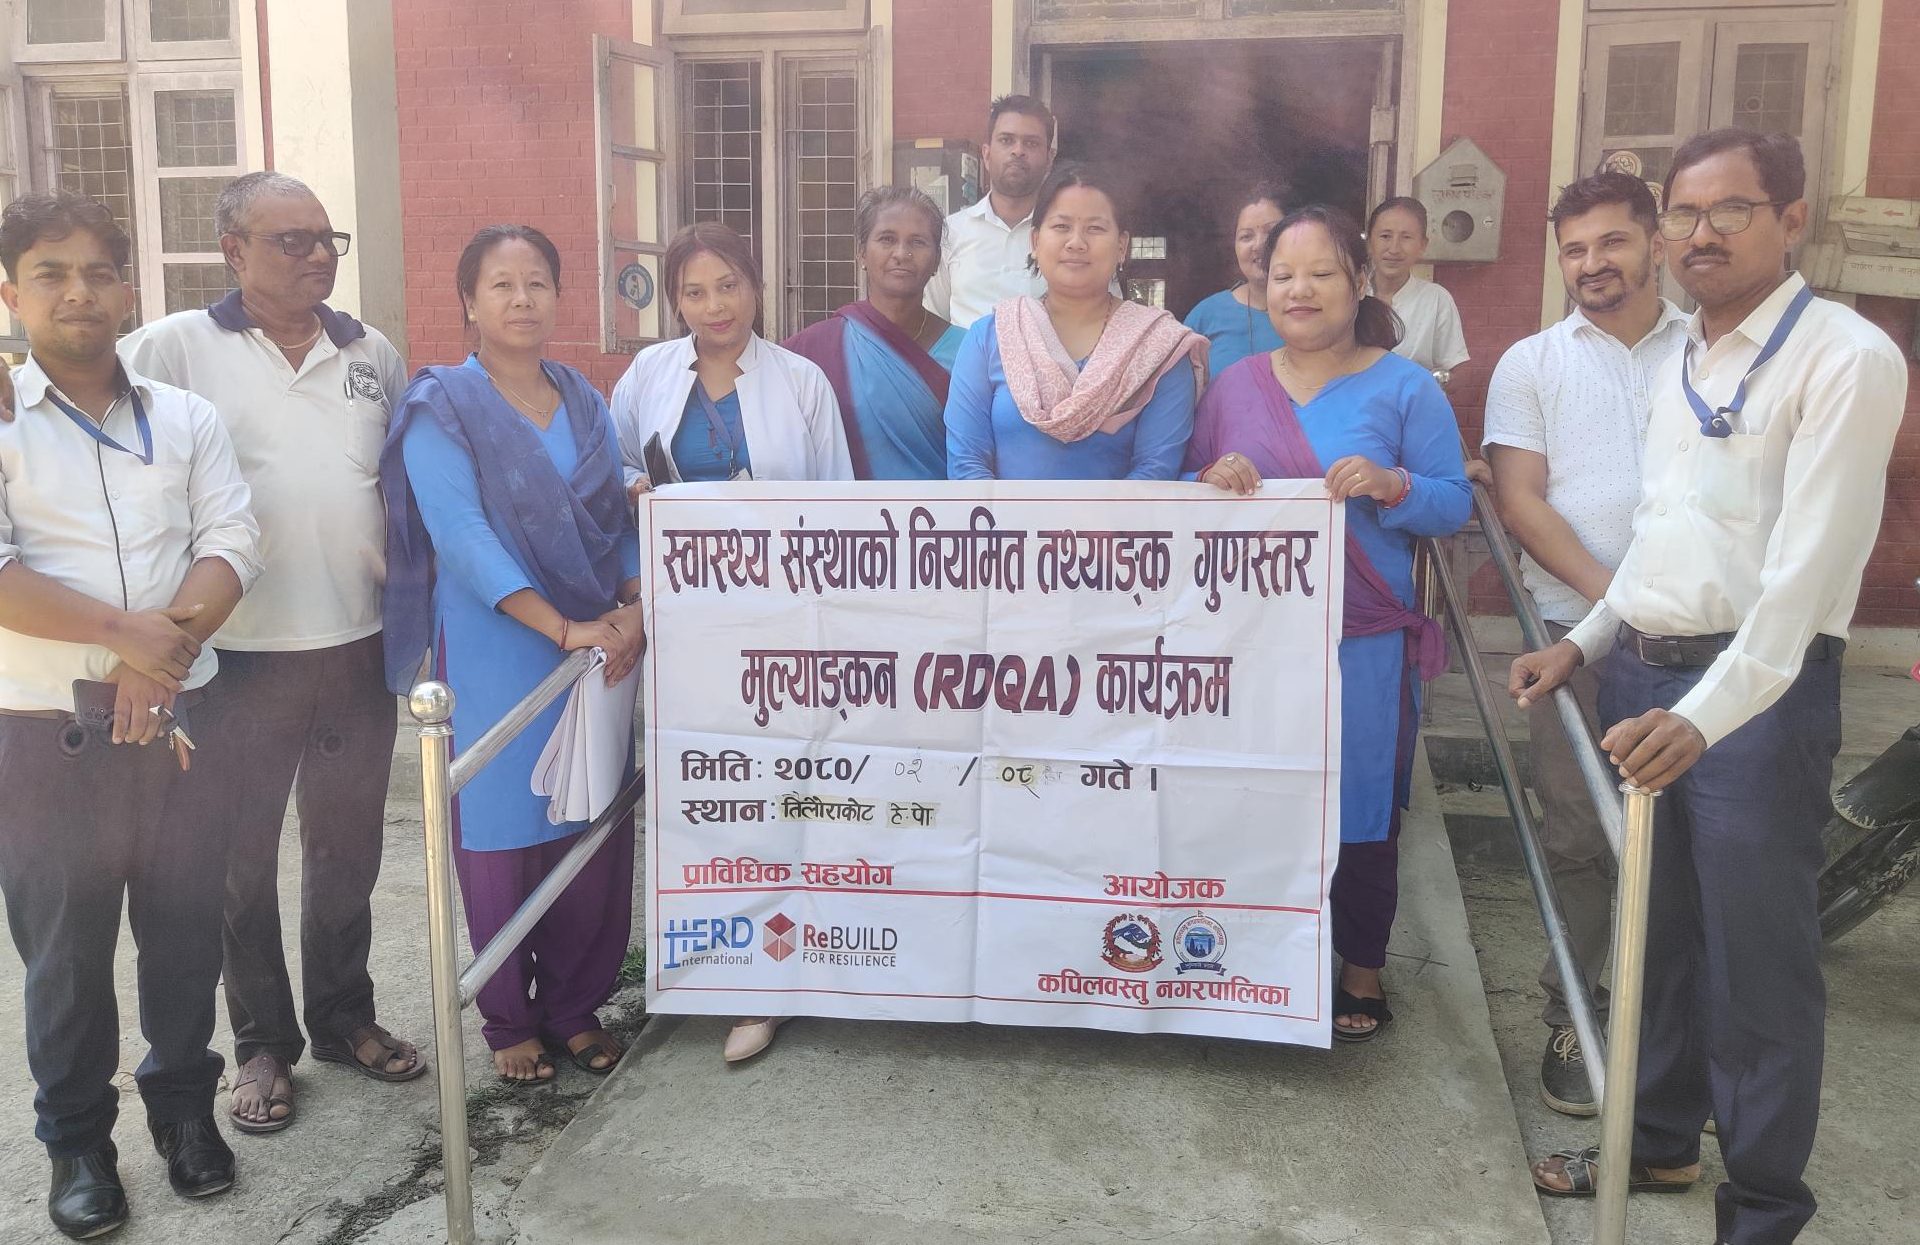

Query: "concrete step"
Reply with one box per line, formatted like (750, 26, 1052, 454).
(505, 743, 1552, 1245)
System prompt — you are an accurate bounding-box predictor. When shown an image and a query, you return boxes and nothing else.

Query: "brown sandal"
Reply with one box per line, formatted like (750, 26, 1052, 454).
(229, 1054, 295, 1134)
(1531, 1147, 1699, 1197)
(311, 1023, 428, 1084)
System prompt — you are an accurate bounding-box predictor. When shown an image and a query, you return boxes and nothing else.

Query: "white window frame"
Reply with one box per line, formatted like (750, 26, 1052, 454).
(12, 0, 125, 64)
(661, 0, 868, 38)
(0, 85, 25, 352)
(132, 0, 243, 62)
(594, 36, 677, 354)
(669, 34, 879, 339)
(134, 67, 246, 315)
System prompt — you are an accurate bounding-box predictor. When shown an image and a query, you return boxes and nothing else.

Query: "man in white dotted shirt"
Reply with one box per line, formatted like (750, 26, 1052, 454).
(1482, 171, 1688, 1119)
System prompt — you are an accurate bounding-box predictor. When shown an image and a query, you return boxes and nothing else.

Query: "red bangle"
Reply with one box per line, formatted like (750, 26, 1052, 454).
(1382, 467, 1412, 509)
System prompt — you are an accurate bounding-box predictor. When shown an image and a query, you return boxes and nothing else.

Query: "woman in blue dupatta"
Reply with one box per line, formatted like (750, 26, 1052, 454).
(381, 226, 643, 1084)
(783, 186, 963, 480)
(1190, 206, 1470, 1044)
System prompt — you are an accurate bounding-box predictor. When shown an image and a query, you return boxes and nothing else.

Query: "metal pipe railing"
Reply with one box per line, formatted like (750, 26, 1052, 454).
(408, 658, 643, 1245)
(1423, 540, 1612, 1104)
(1469, 482, 1626, 856)
(447, 647, 597, 795)
(1597, 785, 1659, 1241)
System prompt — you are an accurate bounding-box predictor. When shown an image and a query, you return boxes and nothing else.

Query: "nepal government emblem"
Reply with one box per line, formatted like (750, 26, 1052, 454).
(1101, 912, 1162, 974)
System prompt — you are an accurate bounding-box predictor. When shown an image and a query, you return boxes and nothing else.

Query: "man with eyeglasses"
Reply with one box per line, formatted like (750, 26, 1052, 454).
(1512, 129, 1908, 1244)
(117, 171, 422, 1138)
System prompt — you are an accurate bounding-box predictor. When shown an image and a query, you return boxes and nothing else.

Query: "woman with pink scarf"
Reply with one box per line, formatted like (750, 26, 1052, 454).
(945, 166, 1207, 480)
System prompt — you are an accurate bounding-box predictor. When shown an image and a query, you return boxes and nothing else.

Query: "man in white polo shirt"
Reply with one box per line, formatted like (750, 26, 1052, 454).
(1483, 170, 1688, 1119)
(122, 171, 421, 1138)
(0, 190, 260, 1237)
(922, 94, 1055, 329)
(1514, 130, 1907, 1244)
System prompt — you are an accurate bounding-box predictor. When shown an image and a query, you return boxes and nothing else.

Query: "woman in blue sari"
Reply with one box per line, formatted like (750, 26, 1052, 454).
(783, 187, 963, 480)
(1183, 182, 1287, 378)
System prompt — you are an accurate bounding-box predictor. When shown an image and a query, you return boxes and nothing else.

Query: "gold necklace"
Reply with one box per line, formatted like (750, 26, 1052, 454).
(242, 296, 324, 354)
(480, 358, 556, 418)
(1276, 348, 1330, 393)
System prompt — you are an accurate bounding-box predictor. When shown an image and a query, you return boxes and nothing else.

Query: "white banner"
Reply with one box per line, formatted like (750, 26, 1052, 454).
(640, 481, 1344, 1047)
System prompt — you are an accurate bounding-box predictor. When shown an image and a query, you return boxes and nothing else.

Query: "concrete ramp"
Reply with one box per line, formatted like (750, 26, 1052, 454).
(510, 746, 1550, 1245)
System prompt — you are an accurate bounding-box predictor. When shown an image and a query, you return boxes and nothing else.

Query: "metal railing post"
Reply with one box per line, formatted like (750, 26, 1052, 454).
(410, 681, 475, 1245)
(1595, 785, 1659, 1245)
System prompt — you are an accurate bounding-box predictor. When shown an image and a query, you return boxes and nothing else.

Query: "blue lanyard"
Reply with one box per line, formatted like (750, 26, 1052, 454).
(1681, 284, 1814, 438)
(692, 381, 740, 476)
(45, 386, 153, 465)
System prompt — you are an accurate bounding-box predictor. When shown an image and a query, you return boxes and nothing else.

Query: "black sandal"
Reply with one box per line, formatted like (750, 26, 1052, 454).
(565, 1037, 622, 1076)
(1332, 988, 1394, 1043)
(1531, 1146, 1699, 1197)
(228, 1054, 295, 1135)
(311, 1023, 428, 1084)
(498, 1050, 557, 1085)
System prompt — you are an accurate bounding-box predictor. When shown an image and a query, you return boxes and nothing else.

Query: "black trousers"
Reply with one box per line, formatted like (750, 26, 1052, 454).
(1600, 641, 1840, 1245)
(201, 636, 397, 1066)
(0, 709, 230, 1157)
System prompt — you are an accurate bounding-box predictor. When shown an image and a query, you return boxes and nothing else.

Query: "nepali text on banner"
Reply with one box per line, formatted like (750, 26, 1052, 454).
(639, 480, 1345, 1047)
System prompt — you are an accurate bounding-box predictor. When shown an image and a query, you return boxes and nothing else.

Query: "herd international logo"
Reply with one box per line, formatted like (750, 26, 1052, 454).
(764, 912, 797, 962)
(1174, 914, 1227, 975)
(661, 915, 754, 970)
(1101, 913, 1162, 974)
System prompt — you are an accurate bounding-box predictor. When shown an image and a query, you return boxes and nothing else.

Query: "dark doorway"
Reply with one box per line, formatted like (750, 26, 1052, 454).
(1045, 39, 1388, 319)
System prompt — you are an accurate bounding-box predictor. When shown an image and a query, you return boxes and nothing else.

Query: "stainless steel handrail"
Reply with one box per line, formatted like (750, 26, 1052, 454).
(1428, 486, 1659, 1245)
(408, 659, 643, 1245)
(1469, 482, 1626, 856)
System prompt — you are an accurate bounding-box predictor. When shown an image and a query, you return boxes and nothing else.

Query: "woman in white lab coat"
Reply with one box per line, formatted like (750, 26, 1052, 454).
(612, 222, 852, 491)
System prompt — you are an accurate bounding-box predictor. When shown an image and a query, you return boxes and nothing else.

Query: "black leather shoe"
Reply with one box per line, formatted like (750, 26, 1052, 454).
(48, 1144, 128, 1239)
(148, 1116, 235, 1198)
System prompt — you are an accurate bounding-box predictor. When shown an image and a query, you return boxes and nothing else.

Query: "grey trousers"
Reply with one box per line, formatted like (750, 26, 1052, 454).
(1528, 621, 1616, 1030)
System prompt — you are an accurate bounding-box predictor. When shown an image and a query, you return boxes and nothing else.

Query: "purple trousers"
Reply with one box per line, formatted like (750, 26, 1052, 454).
(451, 809, 635, 1051)
(1329, 810, 1401, 971)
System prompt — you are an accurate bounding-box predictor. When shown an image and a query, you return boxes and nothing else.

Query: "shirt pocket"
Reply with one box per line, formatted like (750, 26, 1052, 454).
(342, 401, 391, 476)
(118, 459, 195, 545)
(1689, 432, 1771, 527)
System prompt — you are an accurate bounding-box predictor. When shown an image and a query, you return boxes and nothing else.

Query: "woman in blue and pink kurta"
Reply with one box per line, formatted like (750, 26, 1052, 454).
(1190, 205, 1470, 1043)
(381, 226, 643, 1084)
(784, 186, 964, 480)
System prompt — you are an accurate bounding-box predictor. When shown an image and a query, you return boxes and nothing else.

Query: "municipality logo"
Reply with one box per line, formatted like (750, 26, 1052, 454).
(1174, 914, 1226, 975)
(1101, 913, 1162, 974)
(346, 361, 386, 404)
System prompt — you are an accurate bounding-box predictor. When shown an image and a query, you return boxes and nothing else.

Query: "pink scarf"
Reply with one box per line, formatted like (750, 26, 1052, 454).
(993, 295, 1209, 443)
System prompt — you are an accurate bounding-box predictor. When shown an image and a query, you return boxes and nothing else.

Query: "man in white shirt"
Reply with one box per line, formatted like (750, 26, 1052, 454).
(0, 191, 261, 1237)
(921, 94, 1055, 329)
(1513, 131, 1908, 1243)
(122, 172, 421, 1138)
(1483, 171, 1689, 1119)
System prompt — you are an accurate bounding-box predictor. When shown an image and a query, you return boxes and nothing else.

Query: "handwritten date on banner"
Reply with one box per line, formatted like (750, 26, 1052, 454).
(661, 507, 1318, 613)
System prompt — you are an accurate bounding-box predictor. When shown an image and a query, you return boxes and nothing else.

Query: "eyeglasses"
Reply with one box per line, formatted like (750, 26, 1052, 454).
(236, 229, 353, 258)
(1655, 200, 1791, 242)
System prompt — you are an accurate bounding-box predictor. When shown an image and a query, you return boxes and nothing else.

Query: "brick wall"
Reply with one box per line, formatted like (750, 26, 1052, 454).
(893, 0, 994, 146)
(1857, 0, 1920, 628)
(390, 0, 633, 392)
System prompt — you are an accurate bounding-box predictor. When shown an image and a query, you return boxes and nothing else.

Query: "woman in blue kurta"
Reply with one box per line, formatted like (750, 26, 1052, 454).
(382, 226, 643, 1083)
(1182, 182, 1287, 378)
(1191, 205, 1470, 1042)
(946, 165, 1207, 480)
(784, 186, 964, 480)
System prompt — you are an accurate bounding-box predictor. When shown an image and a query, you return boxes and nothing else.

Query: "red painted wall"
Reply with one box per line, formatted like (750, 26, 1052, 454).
(1857, 0, 1920, 628)
(893, 0, 994, 146)
(390, 0, 633, 392)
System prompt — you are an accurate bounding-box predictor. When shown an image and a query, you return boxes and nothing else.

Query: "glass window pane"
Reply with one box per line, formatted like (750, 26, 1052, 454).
(163, 263, 236, 315)
(1604, 43, 1682, 137)
(1598, 147, 1674, 209)
(1731, 44, 1809, 137)
(50, 91, 140, 320)
(151, 0, 232, 42)
(160, 176, 229, 252)
(684, 62, 762, 252)
(607, 56, 658, 151)
(27, 0, 107, 45)
(787, 68, 859, 330)
(154, 90, 238, 168)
